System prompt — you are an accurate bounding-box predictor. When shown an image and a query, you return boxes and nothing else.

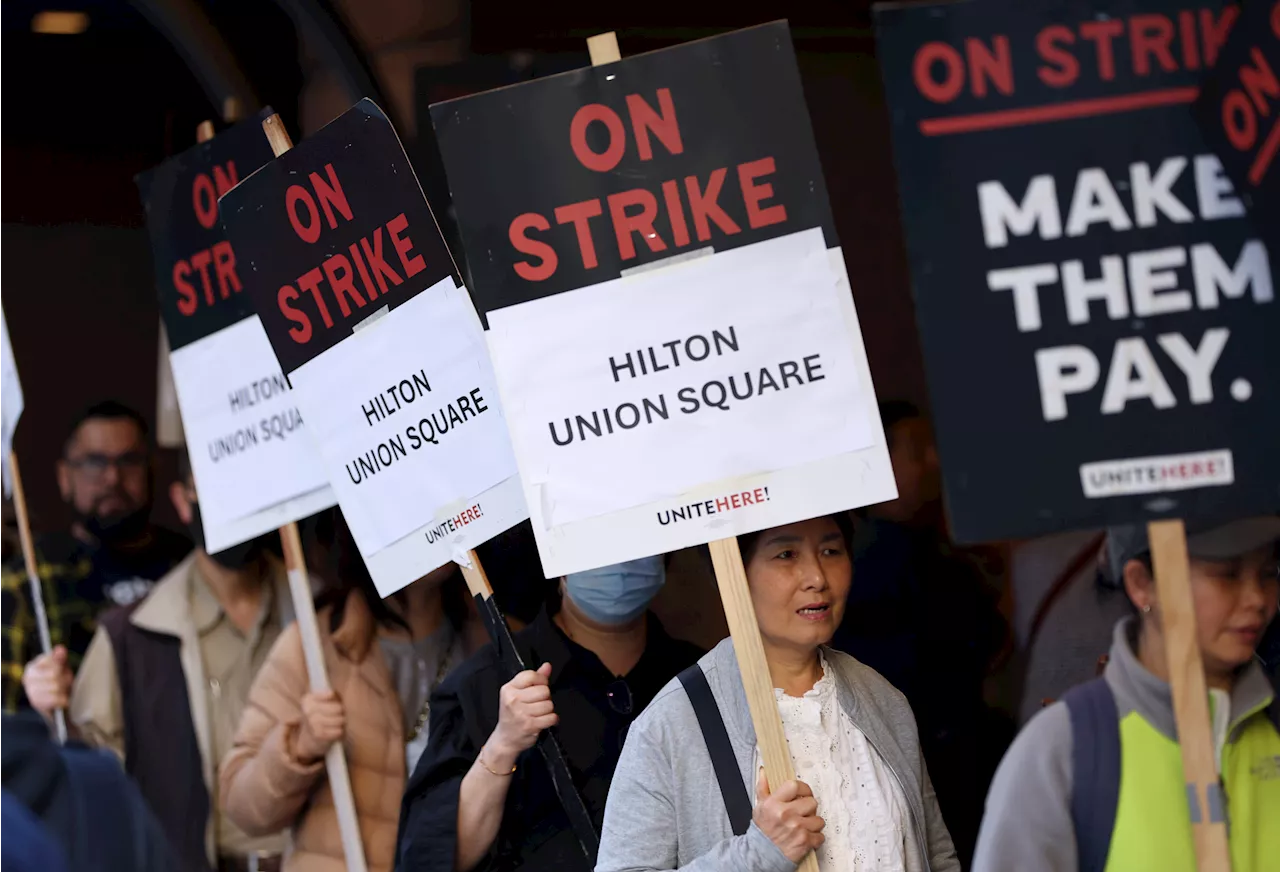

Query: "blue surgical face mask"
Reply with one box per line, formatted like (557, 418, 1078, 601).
(564, 556, 666, 625)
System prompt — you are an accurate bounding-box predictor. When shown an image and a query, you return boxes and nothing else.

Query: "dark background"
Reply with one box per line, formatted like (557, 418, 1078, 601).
(2, 0, 926, 537)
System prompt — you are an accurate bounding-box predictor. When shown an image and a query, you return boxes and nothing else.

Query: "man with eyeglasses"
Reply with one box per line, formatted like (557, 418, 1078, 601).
(2, 401, 191, 715)
(66, 451, 290, 872)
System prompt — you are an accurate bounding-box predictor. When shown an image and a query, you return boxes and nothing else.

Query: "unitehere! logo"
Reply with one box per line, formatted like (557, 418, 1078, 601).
(1079, 449, 1234, 498)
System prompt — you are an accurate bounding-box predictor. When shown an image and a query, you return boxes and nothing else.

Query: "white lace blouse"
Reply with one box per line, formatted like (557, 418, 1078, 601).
(753, 654, 910, 872)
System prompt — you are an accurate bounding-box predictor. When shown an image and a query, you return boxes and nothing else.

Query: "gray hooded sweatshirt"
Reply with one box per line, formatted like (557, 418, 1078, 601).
(596, 638, 960, 872)
(972, 618, 1278, 872)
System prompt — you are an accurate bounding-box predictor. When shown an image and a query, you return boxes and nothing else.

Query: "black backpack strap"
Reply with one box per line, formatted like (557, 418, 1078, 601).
(1062, 678, 1121, 872)
(678, 664, 752, 836)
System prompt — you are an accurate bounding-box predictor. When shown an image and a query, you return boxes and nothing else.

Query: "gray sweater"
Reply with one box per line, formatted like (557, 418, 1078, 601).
(596, 638, 960, 872)
(973, 618, 1278, 872)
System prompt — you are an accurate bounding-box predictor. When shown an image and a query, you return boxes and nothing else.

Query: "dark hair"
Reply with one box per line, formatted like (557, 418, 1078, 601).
(472, 520, 559, 624)
(65, 400, 150, 455)
(735, 512, 856, 565)
(320, 510, 470, 634)
(879, 400, 922, 443)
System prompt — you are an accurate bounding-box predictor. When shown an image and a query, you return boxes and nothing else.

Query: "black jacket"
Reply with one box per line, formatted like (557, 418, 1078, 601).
(1, 711, 175, 872)
(397, 608, 703, 872)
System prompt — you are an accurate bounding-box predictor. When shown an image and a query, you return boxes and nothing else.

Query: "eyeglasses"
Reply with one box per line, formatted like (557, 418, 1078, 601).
(65, 452, 148, 480)
(606, 679, 633, 716)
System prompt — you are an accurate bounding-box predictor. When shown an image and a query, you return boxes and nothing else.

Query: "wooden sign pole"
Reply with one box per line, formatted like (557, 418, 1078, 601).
(709, 537, 818, 872)
(1148, 519, 1231, 872)
(7, 452, 67, 743)
(258, 116, 370, 872)
(586, 32, 818, 872)
(254, 107, 596, 864)
(278, 522, 367, 872)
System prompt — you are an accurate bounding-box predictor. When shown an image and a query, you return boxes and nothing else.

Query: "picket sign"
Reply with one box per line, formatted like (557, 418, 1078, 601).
(256, 103, 602, 863)
(6, 452, 67, 743)
(260, 115, 370, 872)
(155, 119, 220, 448)
(155, 112, 243, 448)
(1148, 520, 1230, 872)
(586, 32, 818, 872)
(151, 119, 226, 452)
(1192, 0, 1280, 231)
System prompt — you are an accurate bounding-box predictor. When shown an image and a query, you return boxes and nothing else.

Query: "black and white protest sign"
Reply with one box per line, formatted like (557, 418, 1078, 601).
(1, 309, 22, 497)
(433, 22, 840, 313)
(876, 0, 1279, 543)
(137, 111, 335, 552)
(220, 100, 527, 595)
(433, 22, 895, 575)
(1194, 0, 1280, 234)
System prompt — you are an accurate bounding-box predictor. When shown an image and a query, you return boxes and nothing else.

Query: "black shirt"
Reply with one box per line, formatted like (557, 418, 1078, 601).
(397, 607, 703, 872)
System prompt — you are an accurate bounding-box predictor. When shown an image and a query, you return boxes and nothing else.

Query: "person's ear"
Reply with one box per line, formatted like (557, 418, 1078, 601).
(169, 481, 193, 526)
(1123, 558, 1156, 613)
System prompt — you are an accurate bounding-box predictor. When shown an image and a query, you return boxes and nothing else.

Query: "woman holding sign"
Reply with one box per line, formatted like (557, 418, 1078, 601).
(219, 532, 484, 872)
(973, 517, 1280, 872)
(596, 515, 959, 872)
(397, 556, 702, 872)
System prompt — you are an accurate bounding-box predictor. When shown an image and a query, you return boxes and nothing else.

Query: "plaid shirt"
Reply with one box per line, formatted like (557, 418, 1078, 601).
(2, 528, 191, 712)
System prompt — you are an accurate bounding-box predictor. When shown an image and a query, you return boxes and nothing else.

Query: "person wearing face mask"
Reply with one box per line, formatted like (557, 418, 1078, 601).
(5, 401, 191, 714)
(396, 555, 703, 872)
(65, 452, 293, 872)
(597, 515, 958, 872)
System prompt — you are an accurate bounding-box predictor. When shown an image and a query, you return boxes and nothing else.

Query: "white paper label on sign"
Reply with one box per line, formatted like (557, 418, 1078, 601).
(1079, 449, 1235, 498)
(362, 474, 528, 598)
(487, 228, 876, 529)
(489, 238, 896, 577)
(168, 316, 335, 541)
(0, 306, 23, 496)
(287, 277, 528, 594)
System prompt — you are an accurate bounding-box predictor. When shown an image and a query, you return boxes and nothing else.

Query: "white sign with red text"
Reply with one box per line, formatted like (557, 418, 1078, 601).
(287, 276, 527, 596)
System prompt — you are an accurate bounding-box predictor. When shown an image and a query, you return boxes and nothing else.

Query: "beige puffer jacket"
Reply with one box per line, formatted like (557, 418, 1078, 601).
(220, 590, 440, 872)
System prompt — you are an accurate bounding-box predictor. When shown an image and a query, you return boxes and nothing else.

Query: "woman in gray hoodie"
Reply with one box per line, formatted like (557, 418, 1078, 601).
(596, 514, 959, 872)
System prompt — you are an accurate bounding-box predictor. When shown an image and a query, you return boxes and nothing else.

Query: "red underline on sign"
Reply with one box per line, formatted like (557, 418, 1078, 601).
(918, 87, 1200, 136)
(1249, 118, 1280, 185)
